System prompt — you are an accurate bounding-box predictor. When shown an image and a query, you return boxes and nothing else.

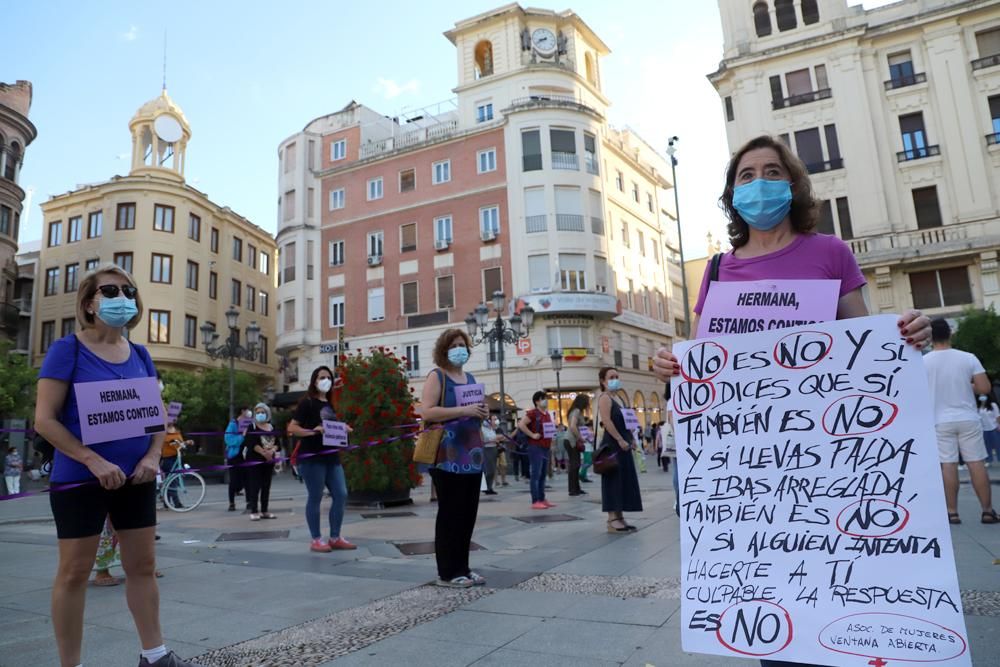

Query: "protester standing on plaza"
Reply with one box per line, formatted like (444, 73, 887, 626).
(519, 391, 555, 510)
(480, 415, 500, 495)
(4, 445, 22, 495)
(565, 394, 590, 496)
(224, 406, 251, 513)
(288, 366, 355, 552)
(35, 263, 203, 667)
(244, 402, 278, 521)
(924, 319, 999, 524)
(978, 392, 1000, 465)
(419, 328, 489, 588)
(596, 367, 642, 532)
(160, 423, 192, 509)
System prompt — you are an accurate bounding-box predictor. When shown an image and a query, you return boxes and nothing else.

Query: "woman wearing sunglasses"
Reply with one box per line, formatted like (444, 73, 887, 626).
(35, 263, 203, 667)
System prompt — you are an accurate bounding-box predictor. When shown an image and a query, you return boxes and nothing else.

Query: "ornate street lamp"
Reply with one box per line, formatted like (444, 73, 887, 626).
(201, 306, 262, 421)
(550, 350, 564, 425)
(465, 291, 535, 430)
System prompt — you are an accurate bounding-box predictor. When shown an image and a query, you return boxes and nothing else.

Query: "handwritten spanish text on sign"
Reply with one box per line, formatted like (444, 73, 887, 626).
(454, 383, 486, 407)
(543, 421, 557, 439)
(621, 408, 640, 433)
(670, 315, 969, 666)
(75, 377, 166, 446)
(696, 279, 840, 339)
(167, 402, 182, 421)
(322, 420, 349, 448)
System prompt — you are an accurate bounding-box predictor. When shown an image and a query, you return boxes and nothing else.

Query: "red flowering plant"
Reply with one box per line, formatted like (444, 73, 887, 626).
(333, 347, 422, 493)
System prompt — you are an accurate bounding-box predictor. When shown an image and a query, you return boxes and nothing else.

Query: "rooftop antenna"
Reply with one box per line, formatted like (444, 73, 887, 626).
(162, 31, 167, 91)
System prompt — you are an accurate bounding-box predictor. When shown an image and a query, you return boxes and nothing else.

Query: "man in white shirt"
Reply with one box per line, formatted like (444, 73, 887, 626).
(924, 319, 998, 524)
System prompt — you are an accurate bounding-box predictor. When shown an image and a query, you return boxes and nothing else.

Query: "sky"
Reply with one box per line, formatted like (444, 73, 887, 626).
(6, 0, 894, 259)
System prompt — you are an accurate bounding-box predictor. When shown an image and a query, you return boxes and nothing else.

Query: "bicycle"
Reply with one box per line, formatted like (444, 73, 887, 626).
(160, 443, 206, 512)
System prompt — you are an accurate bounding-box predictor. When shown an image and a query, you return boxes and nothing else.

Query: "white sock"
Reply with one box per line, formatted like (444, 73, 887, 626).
(141, 645, 168, 663)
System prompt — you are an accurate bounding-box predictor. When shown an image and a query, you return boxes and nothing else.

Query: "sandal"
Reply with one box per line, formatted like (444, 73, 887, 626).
(948, 513, 962, 525)
(91, 575, 121, 587)
(468, 571, 487, 586)
(436, 576, 473, 588)
(607, 519, 630, 533)
(982, 509, 999, 524)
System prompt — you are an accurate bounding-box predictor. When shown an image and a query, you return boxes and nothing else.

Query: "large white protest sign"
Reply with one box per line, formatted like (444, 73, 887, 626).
(670, 315, 970, 666)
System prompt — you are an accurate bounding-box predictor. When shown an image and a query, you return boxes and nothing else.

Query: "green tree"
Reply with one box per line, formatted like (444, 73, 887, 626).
(952, 306, 1000, 379)
(0, 342, 38, 421)
(334, 348, 420, 494)
(161, 368, 265, 431)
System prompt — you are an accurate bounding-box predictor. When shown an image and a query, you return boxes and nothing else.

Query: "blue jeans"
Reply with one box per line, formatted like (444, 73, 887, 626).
(528, 445, 548, 503)
(299, 459, 347, 540)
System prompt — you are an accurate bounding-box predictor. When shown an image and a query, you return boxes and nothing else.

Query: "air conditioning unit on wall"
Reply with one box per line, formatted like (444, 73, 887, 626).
(435, 239, 450, 251)
(367, 255, 383, 266)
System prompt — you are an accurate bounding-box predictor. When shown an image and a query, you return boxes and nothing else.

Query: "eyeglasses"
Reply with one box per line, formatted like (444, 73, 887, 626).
(97, 284, 139, 299)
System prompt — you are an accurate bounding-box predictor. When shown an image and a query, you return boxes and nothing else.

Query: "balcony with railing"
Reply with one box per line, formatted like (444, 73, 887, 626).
(884, 72, 927, 91)
(987, 132, 1000, 146)
(585, 154, 599, 175)
(359, 119, 461, 160)
(897, 145, 940, 162)
(591, 216, 604, 235)
(12, 297, 31, 315)
(971, 53, 1000, 71)
(847, 218, 1000, 265)
(525, 215, 547, 233)
(555, 214, 585, 232)
(804, 158, 844, 174)
(506, 94, 602, 119)
(551, 151, 579, 170)
(771, 88, 832, 110)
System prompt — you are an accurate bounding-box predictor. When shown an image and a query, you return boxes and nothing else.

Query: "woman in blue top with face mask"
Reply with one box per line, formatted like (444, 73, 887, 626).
(419, 328, 489, 588)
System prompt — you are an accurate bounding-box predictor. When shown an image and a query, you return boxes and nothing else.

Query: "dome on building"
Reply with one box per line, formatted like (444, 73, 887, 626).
(128, 89, 190, 134)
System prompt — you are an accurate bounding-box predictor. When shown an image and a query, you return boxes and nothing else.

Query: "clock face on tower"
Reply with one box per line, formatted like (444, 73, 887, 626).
(531, 28, 557, 54)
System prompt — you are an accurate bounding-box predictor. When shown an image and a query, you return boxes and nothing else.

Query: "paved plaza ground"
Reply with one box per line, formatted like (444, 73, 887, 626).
(0, 466, 997, 666)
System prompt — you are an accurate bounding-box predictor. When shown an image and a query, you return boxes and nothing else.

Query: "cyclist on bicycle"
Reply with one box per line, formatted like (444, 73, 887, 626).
(161, 423, 193, 509)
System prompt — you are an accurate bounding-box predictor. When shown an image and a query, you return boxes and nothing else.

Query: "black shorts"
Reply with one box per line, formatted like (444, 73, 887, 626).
(49, 481, 156, 540)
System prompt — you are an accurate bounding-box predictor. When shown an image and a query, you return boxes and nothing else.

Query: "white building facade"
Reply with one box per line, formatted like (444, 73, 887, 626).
(710, 0, 1000, 318)
(275, 4, 685, 425)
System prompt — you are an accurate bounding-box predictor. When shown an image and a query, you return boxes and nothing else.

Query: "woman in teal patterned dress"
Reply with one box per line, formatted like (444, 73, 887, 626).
(418, 329, 489, 588)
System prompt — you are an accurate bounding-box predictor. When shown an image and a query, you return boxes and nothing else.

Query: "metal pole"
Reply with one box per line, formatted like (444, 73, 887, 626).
(669, 147, 691, 339)
(555, 369, 562, 425)
(496, 315, 507, 431)
(228, 332, 236, 422)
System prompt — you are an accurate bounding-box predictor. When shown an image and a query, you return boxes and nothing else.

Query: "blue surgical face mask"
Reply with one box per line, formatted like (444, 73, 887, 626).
(732, 179, 792, 231)
(96, 296, 138, 328)
(447, 346, 470, 367)
(255, 412, 268, 423)
(607, 378, 622, 392)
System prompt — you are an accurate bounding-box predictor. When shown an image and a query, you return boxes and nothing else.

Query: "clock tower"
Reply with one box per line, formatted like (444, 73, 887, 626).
(128, 88, 191, 182)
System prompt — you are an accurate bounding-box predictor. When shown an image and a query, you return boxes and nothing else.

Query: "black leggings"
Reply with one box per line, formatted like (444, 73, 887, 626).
(428, 469, 481, 581)
(245, 463, 273, 513)
(228, 462, 245, 506)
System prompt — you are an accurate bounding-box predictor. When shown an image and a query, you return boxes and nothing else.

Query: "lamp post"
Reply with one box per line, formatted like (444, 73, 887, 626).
(666, 136, 691, 339)
(464, 291, 535, 430)
(201, 306, 262, 422)
(550, 351, 563, 425)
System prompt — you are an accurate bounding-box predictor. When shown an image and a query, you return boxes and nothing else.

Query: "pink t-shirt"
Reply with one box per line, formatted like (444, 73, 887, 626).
(694, 233, 866, 315)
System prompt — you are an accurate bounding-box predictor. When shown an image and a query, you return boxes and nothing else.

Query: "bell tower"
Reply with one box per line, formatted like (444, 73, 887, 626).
(128, 89, 191, 182)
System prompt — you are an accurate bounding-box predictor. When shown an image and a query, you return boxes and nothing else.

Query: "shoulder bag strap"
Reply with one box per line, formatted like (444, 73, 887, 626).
(709, 252, 722, 283)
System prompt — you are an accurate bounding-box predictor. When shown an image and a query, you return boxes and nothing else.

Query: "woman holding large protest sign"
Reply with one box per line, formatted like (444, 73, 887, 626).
(35, 263, 203, 667)
(651, 135, 932, 667)
(288, 366, 355, 552)
(652, 134, 930, 376)
(419, 328, 489, 588)
(596, 367, 643, 532)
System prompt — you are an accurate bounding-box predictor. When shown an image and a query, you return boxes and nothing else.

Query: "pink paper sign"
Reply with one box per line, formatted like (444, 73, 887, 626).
(322, 420, 349, 448)
(543, 421, 557, 439)
(75, 376, 166, 446)
(454, 383, 486, 407)
(696, 279, 840, 339)
(167, 402, 182, 421)
(237, 417, 253, 432)
(621, 408, 640, 432)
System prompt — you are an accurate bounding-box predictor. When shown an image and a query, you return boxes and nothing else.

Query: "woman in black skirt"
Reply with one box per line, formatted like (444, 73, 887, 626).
(596, 366, 642, 532)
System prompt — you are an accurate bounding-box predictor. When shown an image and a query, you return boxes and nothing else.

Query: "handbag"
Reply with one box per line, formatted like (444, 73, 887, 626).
(413, 369, 447, 464)
(592, 395, 620, 475)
